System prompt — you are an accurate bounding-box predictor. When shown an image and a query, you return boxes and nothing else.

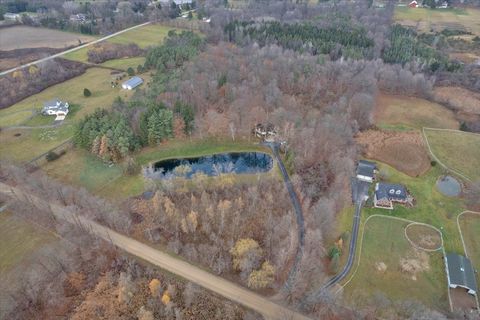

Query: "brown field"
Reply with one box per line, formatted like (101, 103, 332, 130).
(375, 94, 459, 130)
(0, 47, 62, 72)
(433, 86, 480, 115)
(405, 224, 442, 251)
(356, 129, 431, 176)
(0, 26, 95, 51)
(449, 52, 480, 64)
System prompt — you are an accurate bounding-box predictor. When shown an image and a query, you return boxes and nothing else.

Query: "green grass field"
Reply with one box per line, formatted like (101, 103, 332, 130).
(375, 94, 459, 130)
(363, 163, 464, 253)
(458, 213, 480, 276)
(0, 212, 55, 275)
(424, 129, 480, 181)
(394, 7, 480, 36)
(101, 56, 146, 71)
(344, 216, 448, 312)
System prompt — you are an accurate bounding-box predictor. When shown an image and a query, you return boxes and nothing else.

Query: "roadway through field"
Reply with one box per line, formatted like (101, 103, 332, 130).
(0, 182, 312, 320)
(0, 22, 151, 77)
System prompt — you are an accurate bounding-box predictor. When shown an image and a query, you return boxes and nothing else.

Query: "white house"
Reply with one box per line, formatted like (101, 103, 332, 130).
(122, 76, 143, 90)
(4, 12, 21, 21)
(42, 99, 69, 120)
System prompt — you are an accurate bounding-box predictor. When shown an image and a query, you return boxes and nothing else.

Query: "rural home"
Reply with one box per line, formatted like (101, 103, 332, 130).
(253, 123, 277, 141)
(69, 13, 86, 23)
(42, 99, 69, 121)
(408, 0, 418, 8)
(356, 160, 377, 183)
(373, 182, 409, 209)
(445, 253, 478, 296)
(122, 76, 144, 90)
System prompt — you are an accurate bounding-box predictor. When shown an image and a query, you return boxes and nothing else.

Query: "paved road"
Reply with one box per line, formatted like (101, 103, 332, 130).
(0, 182, 312, 320)
(0, 22, 151, 77)
(266, 143, 305, 290)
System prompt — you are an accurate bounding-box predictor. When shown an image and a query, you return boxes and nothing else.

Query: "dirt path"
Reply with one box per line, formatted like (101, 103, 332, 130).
(0, 182, 311, 320)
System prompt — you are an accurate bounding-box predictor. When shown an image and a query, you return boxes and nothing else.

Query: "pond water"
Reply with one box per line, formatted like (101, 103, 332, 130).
(150, 152, 273, 179)
(436, 175, 461, 197)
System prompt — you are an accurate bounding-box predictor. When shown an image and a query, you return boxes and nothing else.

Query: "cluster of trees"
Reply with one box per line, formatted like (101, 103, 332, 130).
(86, 42, 143, 64)
(225, 20, 375, 59)
(383, 24, 461, 72)
(0, 58, 87, 109)
(130, 177, 296, 289)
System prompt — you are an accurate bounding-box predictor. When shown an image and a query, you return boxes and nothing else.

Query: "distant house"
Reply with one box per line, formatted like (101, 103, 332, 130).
(69, 13, 86, 23)
(356, 160, 377, 183)
(439, 1, 448, 9)
(445, 253, 477, 296)
(42, 99, 69, 121)
(122, 76, 143, 90)
(4, 12, 21, 21)
(253, 123, 277, 141)
(373, 183, 408, 209)
(408, 0, 418, 8)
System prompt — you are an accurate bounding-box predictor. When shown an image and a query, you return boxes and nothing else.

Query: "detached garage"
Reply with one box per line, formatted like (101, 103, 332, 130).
(122, 76, 143, 90)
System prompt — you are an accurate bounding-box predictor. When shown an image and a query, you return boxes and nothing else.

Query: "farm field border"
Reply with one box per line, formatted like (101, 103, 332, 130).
(0, 22, 151, 77)
(337, 214, 453, 312)
(456, 210, 480, 310)
(422, 127, 480, 182)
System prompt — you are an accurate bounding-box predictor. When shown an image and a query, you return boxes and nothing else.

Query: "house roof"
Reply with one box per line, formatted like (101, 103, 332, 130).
(356, 160, 377, 178)
(375, 183, 407, 201)
(122, 76, 143, 88)
(446, 253, 477, 293)
(43, 98, 61, 108)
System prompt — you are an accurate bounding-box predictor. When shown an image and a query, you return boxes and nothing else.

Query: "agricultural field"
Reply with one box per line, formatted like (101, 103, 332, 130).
(458, 213, 480, 275)
(394, 7, 480, 36)
(101, 57, 147, 71)
(343, 216, 448, 312)
(0, 26, 95, 51)
(424, 129, 480, 181)
(374, 94, 459, 130)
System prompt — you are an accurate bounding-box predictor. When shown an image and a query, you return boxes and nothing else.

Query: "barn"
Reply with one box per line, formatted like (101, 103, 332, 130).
(122, 76, 144, 90)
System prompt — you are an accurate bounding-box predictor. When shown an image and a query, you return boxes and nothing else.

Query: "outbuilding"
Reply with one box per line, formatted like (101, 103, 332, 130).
(356, 160, 377, 183)
(122, 76, 144, 90)
(445, 253, 478, 296)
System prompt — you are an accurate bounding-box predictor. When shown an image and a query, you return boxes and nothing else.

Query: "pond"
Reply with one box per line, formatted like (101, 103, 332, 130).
(436, 175, 461, 197)
(147, 152, 273, 179)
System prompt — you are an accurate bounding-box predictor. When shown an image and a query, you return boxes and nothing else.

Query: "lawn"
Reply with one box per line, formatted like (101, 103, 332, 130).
(0, 125, 75, 163)
(0, 68, 129, 127)
(0, 211, 55, 275)
(362, 162, 464, 253)
(374, 94, 459, 130)
(458, 213, 480, 276)
(394, 7, 480, 36)
(424, 129, 480, 181)
(101, 57, 146, 71)
(343, 215, 449, 312)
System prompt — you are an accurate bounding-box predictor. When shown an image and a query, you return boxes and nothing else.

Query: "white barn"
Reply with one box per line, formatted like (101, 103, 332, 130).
(122, 76, 144, 90)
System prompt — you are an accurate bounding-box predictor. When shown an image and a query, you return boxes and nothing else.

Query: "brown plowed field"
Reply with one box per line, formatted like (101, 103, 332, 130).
(356, 129, 431, 177)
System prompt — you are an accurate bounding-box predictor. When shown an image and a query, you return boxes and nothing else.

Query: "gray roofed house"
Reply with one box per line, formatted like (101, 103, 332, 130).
(445, 253, 477, 296)
(122, 76, 144, 90)
(42, 99, 69, 116)
(374, 182, 408, 209)
(356, 160, 377, 183)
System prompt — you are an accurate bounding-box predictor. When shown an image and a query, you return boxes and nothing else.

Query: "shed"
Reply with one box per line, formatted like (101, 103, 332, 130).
(445, 253, 477, 296)
(122, 76, 144, 90)
(356, 160, 377, 183)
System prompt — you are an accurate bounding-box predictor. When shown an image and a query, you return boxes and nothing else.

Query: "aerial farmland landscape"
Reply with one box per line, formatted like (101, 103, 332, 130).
(0, 0, 479, 319)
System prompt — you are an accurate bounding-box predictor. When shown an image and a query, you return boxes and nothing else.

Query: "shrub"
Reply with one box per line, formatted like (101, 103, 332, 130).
(45, 150, 66, 162)
(127, 67, 135, 76)
(430, 160, 437, 167)
(83, 88, 92, 97)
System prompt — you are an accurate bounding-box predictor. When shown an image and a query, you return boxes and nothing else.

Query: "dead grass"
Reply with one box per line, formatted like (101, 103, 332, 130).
(356, 129, 431, 176)
(405, 224, 442, 251)
(374, 94, 459, 130)
(0, 26, 95, 51)
(458, 213, 480, 277)
(433, 86, 480, 115)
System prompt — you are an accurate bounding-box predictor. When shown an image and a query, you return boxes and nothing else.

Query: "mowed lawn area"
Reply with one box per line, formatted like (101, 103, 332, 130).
(63, 24, 175, 62)
(362, 163, 464, 253)
(101, 56, 146, 71)
(374, 94, 458, 131)
(343, 216, 448, 312)
(42, 139, 270, 200)
(394, 7, 480, 35)
(0, 212, 56, 275)
(424, 129, 480, 181)
(458, 213, 480, 280)
(0, 68, 129, 127)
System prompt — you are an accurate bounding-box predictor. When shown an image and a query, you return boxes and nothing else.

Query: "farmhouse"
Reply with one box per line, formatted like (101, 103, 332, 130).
(42, 99, 69, 118)
(445, 253, 478, 296)
(356, 160, 377, 183)
(122, 76, 144, 90)
(4, 12, 21, 21)
(373, 182, 408, 209)
(253, 123, 277, 141)
(408, 0, 418, 8)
